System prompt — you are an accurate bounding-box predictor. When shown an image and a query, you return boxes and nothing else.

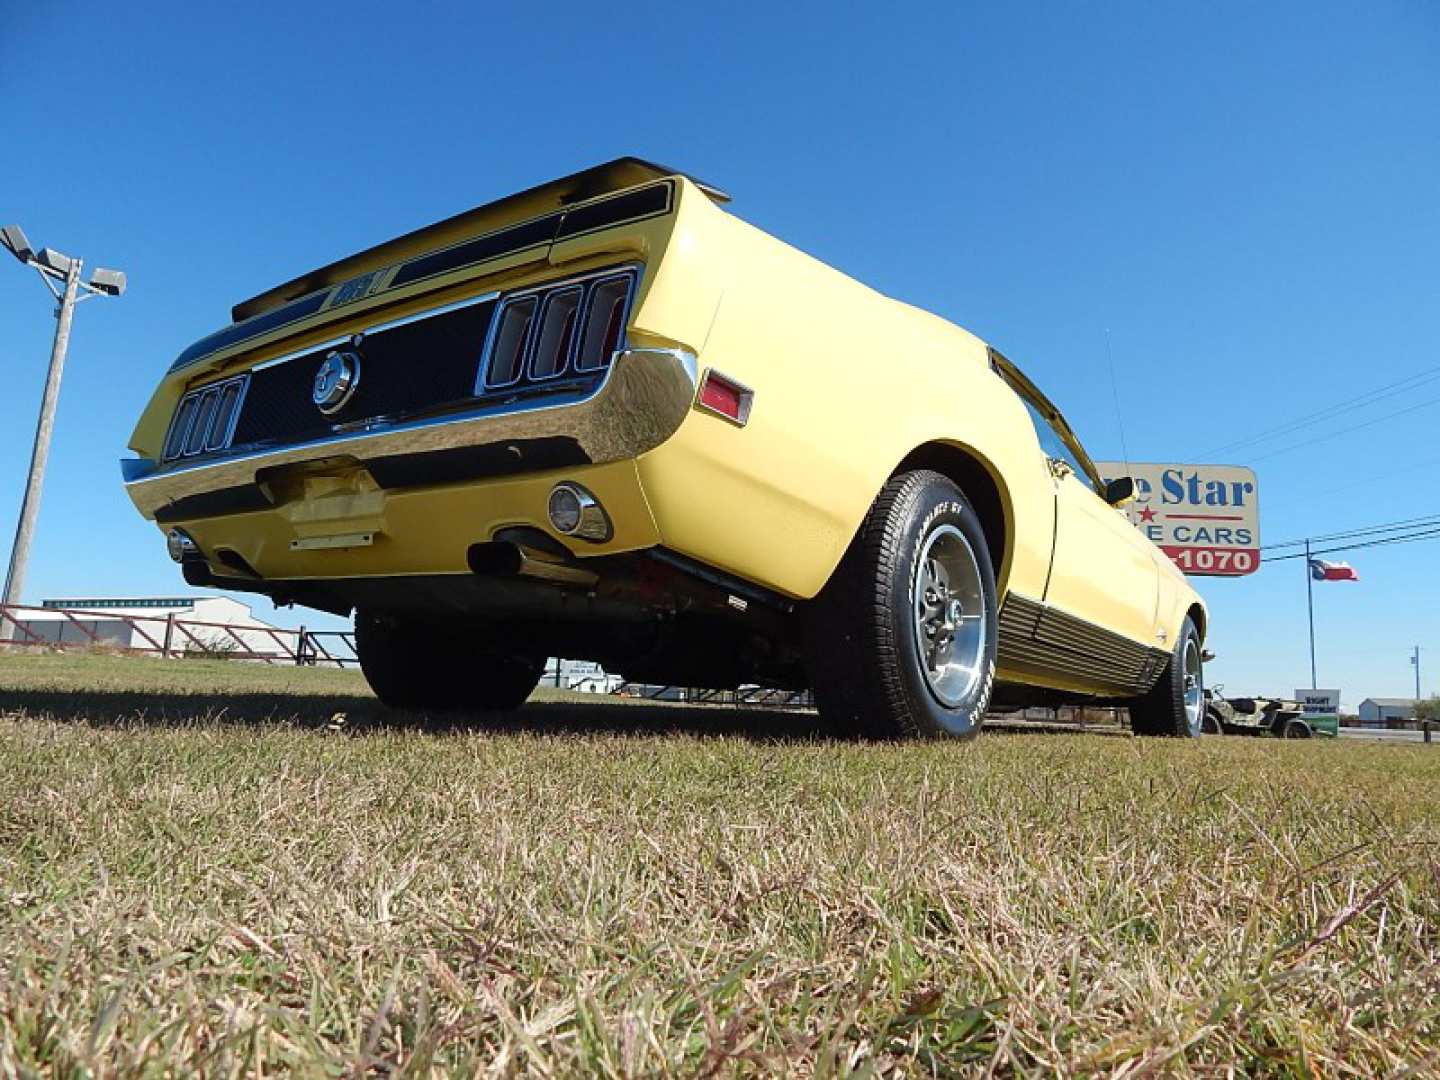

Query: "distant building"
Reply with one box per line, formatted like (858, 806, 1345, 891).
(11, 596, 285, 657)
(541, 658, 623, 693)
(1357, 697, 1417, 728)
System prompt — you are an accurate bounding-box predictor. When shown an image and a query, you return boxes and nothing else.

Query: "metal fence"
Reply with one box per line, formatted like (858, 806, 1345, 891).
(0, 602, 358, 667)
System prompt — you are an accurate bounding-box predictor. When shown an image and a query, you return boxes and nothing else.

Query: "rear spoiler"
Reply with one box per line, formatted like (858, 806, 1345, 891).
(232, 157, 729, 323)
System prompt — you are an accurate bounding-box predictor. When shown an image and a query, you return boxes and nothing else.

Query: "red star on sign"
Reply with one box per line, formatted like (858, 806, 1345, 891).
(1137, 507, 1158, 523)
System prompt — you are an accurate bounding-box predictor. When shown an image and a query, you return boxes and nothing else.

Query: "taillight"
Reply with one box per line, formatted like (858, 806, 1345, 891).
(162, 395, 199, 459)
(479, 267, 637, 392)
(575, 276, 631, 371)
(208, 380, 244, 449)
(696, 369, 753, 426)
(485, 296, 537, 387)
(161, 373, 249, 462)
(184, 389, 220, 455)
(530, 287, 582, 379)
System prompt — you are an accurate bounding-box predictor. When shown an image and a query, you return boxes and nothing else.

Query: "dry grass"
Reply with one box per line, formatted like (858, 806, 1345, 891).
(1, 653, 1437, 1076)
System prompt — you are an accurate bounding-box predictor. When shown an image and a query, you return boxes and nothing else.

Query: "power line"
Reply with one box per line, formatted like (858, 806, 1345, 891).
(1245, 392, 1440, 464)
(1262, 527, 1440, 562)
(1263, 512, 1440, 550)
(1266, 452, 1440, 504)
(1264, 517, 1440, 551)
(1322, 528, 1440, 556)
(1206, 362, 1440, 457)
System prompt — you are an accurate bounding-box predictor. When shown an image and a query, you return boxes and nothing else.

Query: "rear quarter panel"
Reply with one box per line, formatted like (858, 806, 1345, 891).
(636, 187, 1057, 602)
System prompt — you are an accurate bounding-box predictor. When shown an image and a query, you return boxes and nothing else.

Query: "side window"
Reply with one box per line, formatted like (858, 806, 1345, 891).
(1020, 399, 1096, 492)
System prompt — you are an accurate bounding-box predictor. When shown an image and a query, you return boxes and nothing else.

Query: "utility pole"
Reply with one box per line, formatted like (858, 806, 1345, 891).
(4, 257, 81, 611)
(0, 225, 125, 639)
(1305, 538, 1317, 689)
(1413, 646, 1422, 701)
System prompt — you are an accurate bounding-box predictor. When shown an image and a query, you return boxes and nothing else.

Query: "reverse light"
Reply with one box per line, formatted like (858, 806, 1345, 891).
(696, 369, 753, 426)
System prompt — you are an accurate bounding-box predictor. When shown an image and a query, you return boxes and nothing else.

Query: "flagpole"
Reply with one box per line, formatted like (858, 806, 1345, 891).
(1305, 537, 1317, 689)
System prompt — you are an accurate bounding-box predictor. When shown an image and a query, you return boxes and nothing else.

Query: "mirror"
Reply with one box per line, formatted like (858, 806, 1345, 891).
(1103, 476, 1135, 506)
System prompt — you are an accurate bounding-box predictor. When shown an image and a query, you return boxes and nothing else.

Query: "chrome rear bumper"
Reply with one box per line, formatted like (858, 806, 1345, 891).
(122, 346, 697, 520)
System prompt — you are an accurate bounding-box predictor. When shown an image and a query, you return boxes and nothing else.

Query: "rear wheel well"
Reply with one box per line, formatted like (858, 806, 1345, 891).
(893, 443, 1008, 586)
(1186, 603, 1207, 642)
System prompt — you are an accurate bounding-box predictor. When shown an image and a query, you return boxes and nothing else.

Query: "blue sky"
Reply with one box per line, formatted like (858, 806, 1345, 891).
(2, 1, 1436, 704)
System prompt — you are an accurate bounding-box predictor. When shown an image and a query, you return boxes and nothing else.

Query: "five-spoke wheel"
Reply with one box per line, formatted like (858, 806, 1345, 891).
(913, 525, 988, 709)
(809, 470, 998, 739)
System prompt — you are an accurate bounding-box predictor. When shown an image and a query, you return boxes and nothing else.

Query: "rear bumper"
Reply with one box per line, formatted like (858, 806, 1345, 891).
(122, 346, 698, 521)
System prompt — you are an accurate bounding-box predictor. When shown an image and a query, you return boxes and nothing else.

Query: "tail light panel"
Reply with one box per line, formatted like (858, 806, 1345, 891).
(161, 373, 250, 462)
(477, 265, 639, 393)
(156, 264, 640, 467)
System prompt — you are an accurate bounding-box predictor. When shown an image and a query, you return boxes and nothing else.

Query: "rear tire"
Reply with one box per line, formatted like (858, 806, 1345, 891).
(809, 470, 998, 739)
(1129, 617, 1203, 737)
(355, 612, 544, 712)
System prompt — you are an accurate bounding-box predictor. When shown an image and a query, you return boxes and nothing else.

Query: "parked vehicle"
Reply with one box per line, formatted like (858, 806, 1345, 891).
(1203, 688, 1324, 738)
(122, 158, 1208, 738)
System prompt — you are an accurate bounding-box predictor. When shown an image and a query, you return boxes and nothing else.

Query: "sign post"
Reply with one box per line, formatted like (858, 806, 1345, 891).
(1305, 539, 1316, 687)
(1095, 462, 1260, 577)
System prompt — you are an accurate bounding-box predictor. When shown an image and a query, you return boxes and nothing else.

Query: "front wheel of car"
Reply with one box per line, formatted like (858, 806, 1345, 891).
(809, 470, 998, 739)
(1129, 617, 1204, 737)
(355, 612, 544, 712)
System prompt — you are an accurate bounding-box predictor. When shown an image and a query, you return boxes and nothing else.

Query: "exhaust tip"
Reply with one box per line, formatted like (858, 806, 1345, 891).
(166, 528, 199, 563)
(547, 482, 611, 542)
(467, 539, 599, 588)
(467, 541, 526, 578)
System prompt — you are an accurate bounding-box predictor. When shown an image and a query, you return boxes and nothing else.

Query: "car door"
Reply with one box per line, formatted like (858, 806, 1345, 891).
(1017, 398, 1161, 650)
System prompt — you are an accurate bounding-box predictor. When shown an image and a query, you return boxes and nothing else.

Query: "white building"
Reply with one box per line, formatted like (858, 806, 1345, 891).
(11, 596, 288, 658)
(541, 658, 623, 693)
(1357, 697, 1416, 728)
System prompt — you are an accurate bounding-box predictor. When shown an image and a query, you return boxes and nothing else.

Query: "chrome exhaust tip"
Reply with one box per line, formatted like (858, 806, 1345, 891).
(166, 528, 199, 563)
(547, 482, 611, 542)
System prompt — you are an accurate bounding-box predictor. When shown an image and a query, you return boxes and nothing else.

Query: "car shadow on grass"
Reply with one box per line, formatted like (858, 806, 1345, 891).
(0, 687, 831, 741)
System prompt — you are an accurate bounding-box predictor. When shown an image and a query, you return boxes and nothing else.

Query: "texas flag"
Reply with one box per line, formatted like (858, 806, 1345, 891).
(1309, 559, 1359, 582)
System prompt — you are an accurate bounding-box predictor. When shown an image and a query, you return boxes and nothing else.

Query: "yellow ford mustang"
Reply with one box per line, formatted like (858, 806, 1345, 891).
(123, 158, 1207, 738)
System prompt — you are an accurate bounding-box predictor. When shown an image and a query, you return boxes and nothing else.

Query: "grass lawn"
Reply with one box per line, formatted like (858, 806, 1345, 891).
(1, 651, 1437, 1075)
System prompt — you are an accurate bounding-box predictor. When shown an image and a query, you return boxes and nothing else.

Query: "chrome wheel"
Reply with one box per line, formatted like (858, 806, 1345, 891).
(912, 524, 987, 707)
(1183, 637, 1203, 736)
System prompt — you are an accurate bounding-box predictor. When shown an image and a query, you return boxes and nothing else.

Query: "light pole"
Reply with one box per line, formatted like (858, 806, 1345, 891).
(0, 224, 125, 633)
(1413, 646, 1422, 701)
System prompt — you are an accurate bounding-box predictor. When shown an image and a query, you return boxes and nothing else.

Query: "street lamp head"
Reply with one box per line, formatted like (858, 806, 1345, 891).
(0, 224, 34, 263)
(89, 267, 126, 296)
(35, 248, 73, 275)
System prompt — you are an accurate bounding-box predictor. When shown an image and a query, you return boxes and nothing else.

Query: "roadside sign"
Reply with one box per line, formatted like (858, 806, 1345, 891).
(1296, 688, 1341, 737)
(1095, 462, 1260, 577)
